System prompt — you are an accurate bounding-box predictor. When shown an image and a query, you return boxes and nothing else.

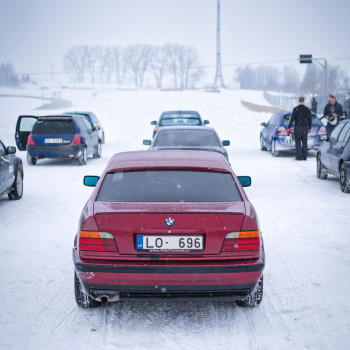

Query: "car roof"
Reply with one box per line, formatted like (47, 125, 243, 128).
(37, 115, 78, 121)
(106, 150, 231, 173)
(155, 126, 216, 132)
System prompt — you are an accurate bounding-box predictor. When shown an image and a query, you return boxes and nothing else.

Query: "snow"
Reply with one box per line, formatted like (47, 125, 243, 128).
(0, 87, 349, 350)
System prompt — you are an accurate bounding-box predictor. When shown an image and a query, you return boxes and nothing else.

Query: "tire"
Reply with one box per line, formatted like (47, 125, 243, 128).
(93, 142, 102, 158)
(260, 135, 267, 151)
(340, 163, 350, 193)
(317, 156, 328, 179)
(8, 170, 23, 200)
(78, 146, 87, 165)
(102, 132, 105, 144)
(74, 272, 101, 308)
(271, 139, 279, 157)
(27, 153, 37, 165)
(236, 276, 263, 307)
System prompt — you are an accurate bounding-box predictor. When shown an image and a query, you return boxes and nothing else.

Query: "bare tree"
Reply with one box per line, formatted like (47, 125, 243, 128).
(149, 45, 169, 89)
(164, 43, 182, 88)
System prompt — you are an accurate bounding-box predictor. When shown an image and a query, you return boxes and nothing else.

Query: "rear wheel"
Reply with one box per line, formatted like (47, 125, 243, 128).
(271, 139, 279, 157)
(317, 156, 328, 179)
(340, 164, 350, 193)
(93, 142, 102, 158)
(27, 153, 37, 165)
(236, 276, 263, 307)
(260, 135, 267, 151)
(78, 146, 87, 165)
(8, 170, 23, 200)
(74, 272, 101, 308)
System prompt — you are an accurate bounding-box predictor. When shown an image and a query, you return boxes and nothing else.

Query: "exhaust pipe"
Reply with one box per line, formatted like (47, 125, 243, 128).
(95, 294, 120, 302)
(101, 295, 109, 303)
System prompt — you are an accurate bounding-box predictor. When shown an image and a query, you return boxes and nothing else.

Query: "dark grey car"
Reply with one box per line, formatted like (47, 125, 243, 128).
(143, 126, 230, 162)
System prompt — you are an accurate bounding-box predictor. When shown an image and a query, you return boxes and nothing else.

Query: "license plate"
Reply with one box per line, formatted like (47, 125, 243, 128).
(136, 235, 203, 252)
(45, 138, 63, 143)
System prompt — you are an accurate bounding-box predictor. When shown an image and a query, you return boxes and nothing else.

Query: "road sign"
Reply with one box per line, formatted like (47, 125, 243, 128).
(299, 54, 312, 63)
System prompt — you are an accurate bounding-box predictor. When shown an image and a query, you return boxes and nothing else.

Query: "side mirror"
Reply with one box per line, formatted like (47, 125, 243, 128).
(151, 120, 157, 125)
(7, 146, 16, 154)
(319, 134, 328, 141)
(84, 175, 100, 187)
(143, 139, 151, 145)
(204, 120, 210, 125)
(261, 122, 267, 127)
(222, 140, 230, 146)
(237, 176, 251, 187)
(94, 125, 101, 131)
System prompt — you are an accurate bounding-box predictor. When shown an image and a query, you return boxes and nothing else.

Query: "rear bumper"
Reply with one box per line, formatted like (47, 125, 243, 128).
(73, 249, 265, 301)
(275, 135, 322, 151)
(27, 145, 84, 158)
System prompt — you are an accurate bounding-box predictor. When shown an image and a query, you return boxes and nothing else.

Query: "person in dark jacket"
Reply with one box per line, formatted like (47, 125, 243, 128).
(287, 96, 312, 161)
(311, 97, 317, 113)
(323, 94, 343, 135)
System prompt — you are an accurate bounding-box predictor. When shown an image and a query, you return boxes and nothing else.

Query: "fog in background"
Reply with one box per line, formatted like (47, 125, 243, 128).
(1, 0, 350, 85)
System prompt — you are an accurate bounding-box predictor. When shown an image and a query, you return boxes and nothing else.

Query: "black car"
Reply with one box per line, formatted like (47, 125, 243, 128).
(143, 126, 230, 162)
(15, 115, 102, 166)
(317, 120, 350, 192)
(0, 140, 23, 200)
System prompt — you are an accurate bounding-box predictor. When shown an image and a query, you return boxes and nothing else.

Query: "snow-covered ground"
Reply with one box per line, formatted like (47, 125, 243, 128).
(0, 87, 349, 350)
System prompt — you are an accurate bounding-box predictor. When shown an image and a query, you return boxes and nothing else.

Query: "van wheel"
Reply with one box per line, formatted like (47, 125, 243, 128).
(8, 170, 23, 200)
(236, 276, 263, 307)
(340, 164, 350, 193)
(74, 272, 101, 308)
(27, 153, 37, 165)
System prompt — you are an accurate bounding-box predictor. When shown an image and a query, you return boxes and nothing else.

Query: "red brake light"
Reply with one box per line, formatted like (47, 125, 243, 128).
(79, 231, 118, 252)
(221, 231, 260, 252)
(277, 126, 287, 135)
(27, 134, 35, 145)
(72, 134, 81, 145)
(317, 126, 327, 135)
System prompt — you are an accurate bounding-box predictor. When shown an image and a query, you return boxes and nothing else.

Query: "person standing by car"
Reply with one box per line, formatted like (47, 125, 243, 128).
(323, 94, 343, 135)
(287, 96, 312, 161)
(311, 97, 317, 113)
(344, 99, 350, 119)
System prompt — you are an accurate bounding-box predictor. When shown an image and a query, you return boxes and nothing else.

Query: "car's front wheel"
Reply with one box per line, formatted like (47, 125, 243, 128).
(78, 146, 87, 165)
(271, 139, 279, 157)
(74, 272, 101, 308)
(260, 135, 267, 151)
(8, 170, 23, 200)
(236, 276, 263, 307)
(317, 156, 328, 179)
(340, 163, 350, 193)
(27, 153, 37, 165)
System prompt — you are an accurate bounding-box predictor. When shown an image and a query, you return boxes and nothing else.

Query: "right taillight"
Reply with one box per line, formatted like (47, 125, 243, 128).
(79, 231, 118, 252)
(317, 126, 327, 135)
(221, 231, 260, 252)
(27, 134, 35, 145)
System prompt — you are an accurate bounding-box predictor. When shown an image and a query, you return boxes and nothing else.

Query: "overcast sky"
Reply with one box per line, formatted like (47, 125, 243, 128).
(1, 0, 350, 80)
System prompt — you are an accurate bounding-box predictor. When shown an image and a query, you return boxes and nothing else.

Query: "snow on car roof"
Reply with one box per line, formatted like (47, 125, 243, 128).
(106, 150, 231, 173)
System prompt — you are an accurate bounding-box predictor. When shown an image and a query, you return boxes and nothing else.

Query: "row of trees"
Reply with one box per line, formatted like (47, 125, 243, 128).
(62, 44, 205, 89)
(235, 63, 350, 93)
(0, 62, 30, 86)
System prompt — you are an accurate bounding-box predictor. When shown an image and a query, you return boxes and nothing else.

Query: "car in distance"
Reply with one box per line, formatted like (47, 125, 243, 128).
(0, 139, 23, 200)
(73, 150, 265, 308)
(260, 111, 326, 157)
(15, 115, 102, 165)
(316, 119, 350, 193)
(151, 110, 209, 137)
(143, 126, 230, 161)
(63, 111, 105, 144)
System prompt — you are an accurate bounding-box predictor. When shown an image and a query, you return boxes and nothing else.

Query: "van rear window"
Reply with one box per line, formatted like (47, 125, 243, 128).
(97, 170, 242, 202)
(33, 120, 75, 134)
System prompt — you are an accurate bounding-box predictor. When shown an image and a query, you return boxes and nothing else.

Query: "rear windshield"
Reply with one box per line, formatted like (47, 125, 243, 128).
(160, 117, 201, 126)
(32, 120, 75, 134)
(282, 113, 322, 126)
(97, 170, 242, 202)
(153, 130, 221, 149)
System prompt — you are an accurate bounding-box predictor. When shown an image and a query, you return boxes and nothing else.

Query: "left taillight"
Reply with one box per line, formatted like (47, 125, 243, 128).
(72, 134, 81, 145)
(27, 134, 35, 145)
(221, 231, 260, 252)
(317, 126, 327, 135)
(277, 126, 287, 135)
(79, 231, 118, 252)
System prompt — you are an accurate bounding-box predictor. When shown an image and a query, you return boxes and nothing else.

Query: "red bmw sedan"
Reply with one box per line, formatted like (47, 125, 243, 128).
(72, 150, 265, 307)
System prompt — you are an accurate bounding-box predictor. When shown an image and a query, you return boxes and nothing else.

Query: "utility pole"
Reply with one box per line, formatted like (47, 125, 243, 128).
(212, 0, 225, 89)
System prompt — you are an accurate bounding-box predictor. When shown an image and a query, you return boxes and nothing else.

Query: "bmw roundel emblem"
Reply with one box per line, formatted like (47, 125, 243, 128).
(165, 217, 175, 227)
